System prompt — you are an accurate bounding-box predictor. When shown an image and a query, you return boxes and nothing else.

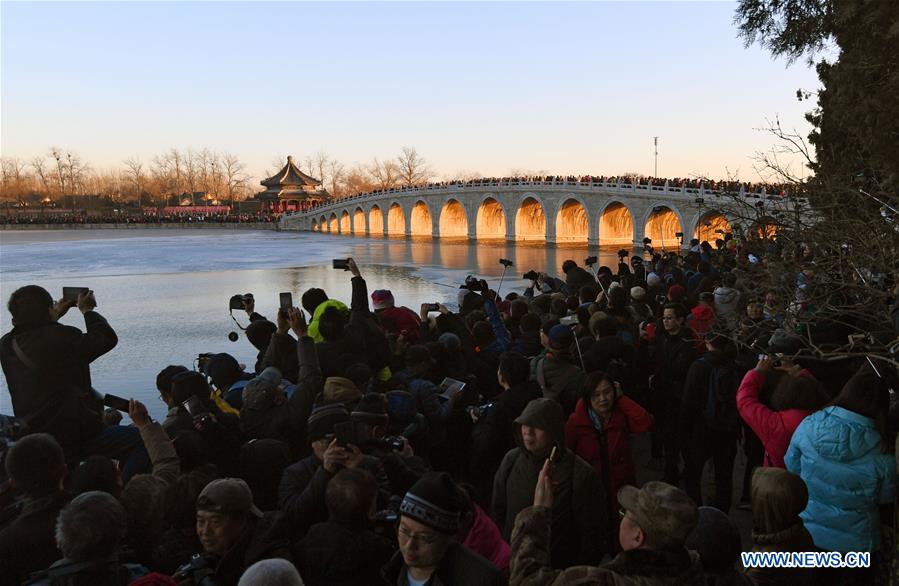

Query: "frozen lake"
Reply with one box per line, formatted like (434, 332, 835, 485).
(0, 228, 622, 419)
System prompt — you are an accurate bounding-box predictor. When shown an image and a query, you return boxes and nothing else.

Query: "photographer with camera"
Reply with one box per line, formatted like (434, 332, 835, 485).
(522, 271, 564, 299)
(204, 353, 254, 411)
(241, 310, 321, 459)
(350, 393, 429, 497)
(278, 403, 390, 537)
(259, 305, 301, 384)
(311, 258, 392, 383)
(174, 478, 292, 586)
(0, 285, 149, 481)
(561, 260, 596, 297)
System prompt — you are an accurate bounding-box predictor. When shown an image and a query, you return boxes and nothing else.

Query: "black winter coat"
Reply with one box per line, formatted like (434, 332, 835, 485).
(296, 520, 395, 586)
(0, 311, 117, 447)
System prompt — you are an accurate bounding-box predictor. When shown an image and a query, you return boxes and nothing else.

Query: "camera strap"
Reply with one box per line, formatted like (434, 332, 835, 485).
(229, 310, 247, 331)
(11, 338, 39, 371)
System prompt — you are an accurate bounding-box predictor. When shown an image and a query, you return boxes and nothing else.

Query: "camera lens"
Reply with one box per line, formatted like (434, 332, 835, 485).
(228, 331, 239, 342)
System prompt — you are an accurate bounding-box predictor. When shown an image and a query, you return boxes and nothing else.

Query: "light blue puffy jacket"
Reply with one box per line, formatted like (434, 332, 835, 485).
(785, 406, 897, 553)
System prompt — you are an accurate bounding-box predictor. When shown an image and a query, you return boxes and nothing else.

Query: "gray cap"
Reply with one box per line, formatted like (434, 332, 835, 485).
(242, 367, 283, 410)
(198, 478, 263, 519)
(618, 481, 698, 550)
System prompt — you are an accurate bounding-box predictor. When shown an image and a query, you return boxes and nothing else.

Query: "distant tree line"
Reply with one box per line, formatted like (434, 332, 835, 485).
(0, 145, 445, 208)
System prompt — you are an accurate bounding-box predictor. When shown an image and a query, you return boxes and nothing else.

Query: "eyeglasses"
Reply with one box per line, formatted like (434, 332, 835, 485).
(618, 508, 627, 519)
(398, 525, 440, 545)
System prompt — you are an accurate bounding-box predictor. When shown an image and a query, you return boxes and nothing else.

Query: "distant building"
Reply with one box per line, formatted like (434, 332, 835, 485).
(253, 156, 329, 213)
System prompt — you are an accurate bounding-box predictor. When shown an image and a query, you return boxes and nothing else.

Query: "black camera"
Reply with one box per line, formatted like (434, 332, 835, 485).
(332, 258, 350, 270)
(523, 270, 539, 281)
(460, 275, 483, 291)
(229, 293, 253, 310)
(174, 553, 222, 586)
(368, 436, 405, 452)
(467, 403, 495, 419)
(425, 303, 440, 312)
(499, 258, 514, 268)
(617, 249, 629, 258)
(585, 256, 598, 266)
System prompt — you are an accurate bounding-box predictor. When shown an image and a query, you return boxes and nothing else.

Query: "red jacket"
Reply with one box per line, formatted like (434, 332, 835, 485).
(688, 304, 716, 354)
(462, 503, 510, 576)
(736, 368, 813, 468)
(375, 306, 422, 343)
(565, 396, 652, 504)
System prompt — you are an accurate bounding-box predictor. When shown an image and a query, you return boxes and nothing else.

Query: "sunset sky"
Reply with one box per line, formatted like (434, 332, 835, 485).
(1, 1, 821, 183)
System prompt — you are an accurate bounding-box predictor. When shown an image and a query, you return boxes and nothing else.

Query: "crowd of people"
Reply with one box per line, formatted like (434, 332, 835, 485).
(1, 230, 897, 585)
(306, 176, 791, 212)
(0, 213, 277, 226)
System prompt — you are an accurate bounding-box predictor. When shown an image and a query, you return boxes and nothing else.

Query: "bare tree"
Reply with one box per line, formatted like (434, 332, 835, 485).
(1, 157, 30, 204)
(368, 157, 400, 190)
(222, 152, 249, 207)
(396, 146, 433, 187)
(343, 164, 376, 195)
(31, 155, 51, 197)
(124, 157, 145, 207)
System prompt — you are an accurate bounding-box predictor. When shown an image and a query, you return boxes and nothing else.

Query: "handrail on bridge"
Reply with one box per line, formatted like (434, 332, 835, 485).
(282, 178, 794, 219)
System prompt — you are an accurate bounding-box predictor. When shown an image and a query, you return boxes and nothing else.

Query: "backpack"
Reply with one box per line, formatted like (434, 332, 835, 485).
(700, 356, 741, 433)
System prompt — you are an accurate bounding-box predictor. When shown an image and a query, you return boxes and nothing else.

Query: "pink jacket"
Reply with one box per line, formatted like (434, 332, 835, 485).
(462, 503, 510, 576)
(736, 369, 812, 468)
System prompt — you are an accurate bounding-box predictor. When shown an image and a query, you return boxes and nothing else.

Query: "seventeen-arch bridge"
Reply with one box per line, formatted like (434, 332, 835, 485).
(280, 179, 783, 247)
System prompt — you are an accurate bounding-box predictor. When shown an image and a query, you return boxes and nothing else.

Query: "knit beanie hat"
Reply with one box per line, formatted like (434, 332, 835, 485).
(630, 286, 646, 301)
(685, 507, 743, 574)
(351, 393, 389, 427)
(307, 403, 349, 443)
(400, 472, 462, 534)
(646, 272, 662, 287)
(371, 290, 395, 310)
(548, 324, 574, 350)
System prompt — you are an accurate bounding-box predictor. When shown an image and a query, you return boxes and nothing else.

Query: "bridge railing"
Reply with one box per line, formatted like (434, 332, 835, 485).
(281, 179, 793, 219)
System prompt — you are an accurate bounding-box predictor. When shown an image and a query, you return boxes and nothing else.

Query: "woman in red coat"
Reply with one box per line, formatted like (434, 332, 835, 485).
(565, 370, 652, 535)
(736, 356, 828, 468)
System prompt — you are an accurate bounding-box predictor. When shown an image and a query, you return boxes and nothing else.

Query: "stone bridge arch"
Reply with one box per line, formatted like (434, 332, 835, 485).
(514, 193, 548, 242)
(690, 209, 733, 242)
(555, 196, 591, 244)
(369, 204, 385, 235)
(327, 212, 338, 233)
(439, 198, 469, 237)
(598, 200, 637, 246)
(386, 201, 406, 236)
(410, 200, 433, 237)
(353, 207, 366, 234)
(339, 210, 351, 234)
(475, 194, 509, 240)
(642, 203, 686, 249)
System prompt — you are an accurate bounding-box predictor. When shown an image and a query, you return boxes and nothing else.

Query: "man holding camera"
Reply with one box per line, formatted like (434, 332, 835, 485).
(174, 478, 292, 586)
(1, 285, 148, 480)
